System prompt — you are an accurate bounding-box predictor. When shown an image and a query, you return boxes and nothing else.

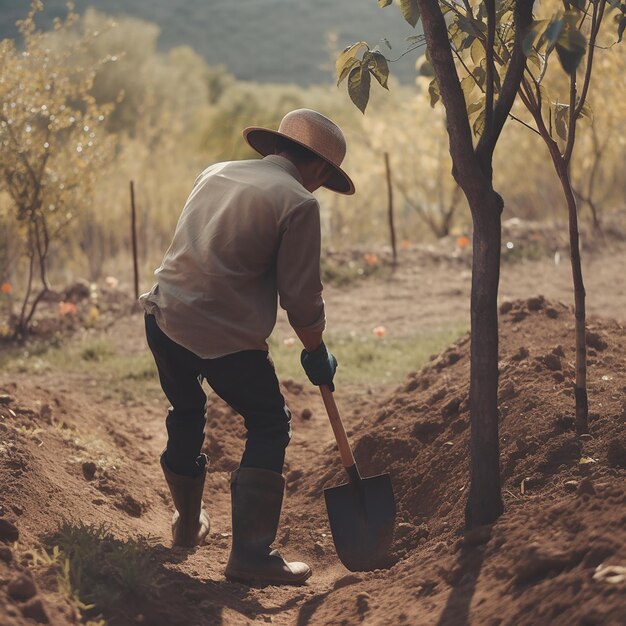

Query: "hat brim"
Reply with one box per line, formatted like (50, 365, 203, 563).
(243, 127, 355, 195)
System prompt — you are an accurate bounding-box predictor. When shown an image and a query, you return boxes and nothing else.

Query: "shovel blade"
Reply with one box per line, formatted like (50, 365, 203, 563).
(324, 473, 395, 572)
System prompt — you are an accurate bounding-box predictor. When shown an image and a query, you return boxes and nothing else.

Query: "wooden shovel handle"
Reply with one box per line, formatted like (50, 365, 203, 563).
(319, 385, 356, 469)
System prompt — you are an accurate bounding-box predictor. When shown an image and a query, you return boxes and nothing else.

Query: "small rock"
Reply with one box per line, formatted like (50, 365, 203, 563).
(8, 573, 37, 601)
(552, 345, 565, 357)
(0, 545, 13, 562)
(546, 307, 559, 319)
(82, 461, 97, 481)
(564, 480, 578, 492)
(300, 408, 313, 420)
(607, 438, 626, 468)
(287, 469, 303, 483)
(441, 398, 461, 418)
(333, 573, 363, 590)
(0, 394, 13, 405)
(39, 404, 53, 424)
(512, 310, 528, 322)
(553, 372, 565, 383)
(542, 354, 562, 371)
(20, 597, 49, 624)
(499, 301, 513, 314)
(593, 564, 626, 585)
(313, 541, 325, 556)
(11, 504, 24, 516)
(511, 346, 529, 362)
(586, 332, 608, 351)
(434, 541, 447, 554)
(356, 592, 371, 613)
(527, 296, 544, 311)
(396, 522, 414, 539)
(0, 518, 19, 543)
(577, 478, 596, 496)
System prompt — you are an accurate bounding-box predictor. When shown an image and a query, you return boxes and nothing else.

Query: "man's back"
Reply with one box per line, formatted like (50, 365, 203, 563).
(140, 155, 325, 359)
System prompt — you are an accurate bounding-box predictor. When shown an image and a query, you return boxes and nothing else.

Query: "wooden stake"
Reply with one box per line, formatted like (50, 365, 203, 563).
(130, 180, 139, 301)
(384, 152, 397, 266)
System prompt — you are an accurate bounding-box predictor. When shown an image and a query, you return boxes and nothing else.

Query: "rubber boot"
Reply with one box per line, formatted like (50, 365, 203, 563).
(160, 451, 210, 548)
(225, 467, 311, 585)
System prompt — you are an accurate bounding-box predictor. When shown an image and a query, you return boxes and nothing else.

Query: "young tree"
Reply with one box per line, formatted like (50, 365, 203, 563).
(0, 1, 115, 337)
(338, 0, 537, 527)
(519, 0, 624, 435)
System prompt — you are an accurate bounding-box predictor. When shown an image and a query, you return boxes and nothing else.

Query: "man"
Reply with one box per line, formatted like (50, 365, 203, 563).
(140, 109, 355, 585)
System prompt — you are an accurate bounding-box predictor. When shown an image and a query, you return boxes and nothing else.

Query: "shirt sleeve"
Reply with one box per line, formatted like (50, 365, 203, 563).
(276, 198, 326, 332)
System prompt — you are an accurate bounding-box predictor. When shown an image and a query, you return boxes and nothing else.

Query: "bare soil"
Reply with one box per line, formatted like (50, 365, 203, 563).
(1, 232, 625, 626)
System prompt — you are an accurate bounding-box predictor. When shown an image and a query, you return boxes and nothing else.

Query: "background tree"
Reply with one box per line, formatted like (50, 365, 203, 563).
(0, 1, 115, 337)
(519, 0, 624, 435)
(362, 97, 467, 239)
(338, 0, 539, 527)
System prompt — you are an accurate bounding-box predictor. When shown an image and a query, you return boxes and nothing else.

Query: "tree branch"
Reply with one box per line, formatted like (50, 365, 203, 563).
(484, 0, 497, 143)
(476, 0, 535, 162)
(416, 0, 482, 190)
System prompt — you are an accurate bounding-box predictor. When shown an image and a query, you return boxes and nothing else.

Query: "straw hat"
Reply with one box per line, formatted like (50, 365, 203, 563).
(243, 109, 355, 195)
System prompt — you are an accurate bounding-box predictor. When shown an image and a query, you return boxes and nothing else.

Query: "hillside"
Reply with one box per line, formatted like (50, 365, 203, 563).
(0, 0, 421, 85)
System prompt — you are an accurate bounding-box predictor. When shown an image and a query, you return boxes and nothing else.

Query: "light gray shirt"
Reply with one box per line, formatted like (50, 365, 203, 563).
(140, 155, 326, 358)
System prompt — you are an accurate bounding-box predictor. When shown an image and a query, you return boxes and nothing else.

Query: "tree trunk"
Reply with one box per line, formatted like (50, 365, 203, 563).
(465, 189, 504, 528)
(555, 159, 589, 435)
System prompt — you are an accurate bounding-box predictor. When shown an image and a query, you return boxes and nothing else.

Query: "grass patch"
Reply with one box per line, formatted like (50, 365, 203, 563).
(27, 521, 161, 624)
(321, 255, 393, 287)
(0, 333, 159, 402)
(269, 324, 468, 386)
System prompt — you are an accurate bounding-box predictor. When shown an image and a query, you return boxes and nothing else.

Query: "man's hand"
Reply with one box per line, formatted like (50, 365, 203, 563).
(300, 342, 338, 391)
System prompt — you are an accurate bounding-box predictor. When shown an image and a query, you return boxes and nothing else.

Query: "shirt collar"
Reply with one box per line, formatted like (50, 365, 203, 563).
(263, 155, 304, 186)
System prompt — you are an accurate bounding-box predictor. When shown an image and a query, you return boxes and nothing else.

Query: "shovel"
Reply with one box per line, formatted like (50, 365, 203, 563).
(320, 385, 396, 571)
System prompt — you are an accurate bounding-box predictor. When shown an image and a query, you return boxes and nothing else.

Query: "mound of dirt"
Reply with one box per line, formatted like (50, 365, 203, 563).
(1, 296, 625, 625)
(297, 296, 626, 625)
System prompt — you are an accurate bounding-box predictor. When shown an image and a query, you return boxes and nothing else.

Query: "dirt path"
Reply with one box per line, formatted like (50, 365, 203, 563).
(1, 241, 625, 625)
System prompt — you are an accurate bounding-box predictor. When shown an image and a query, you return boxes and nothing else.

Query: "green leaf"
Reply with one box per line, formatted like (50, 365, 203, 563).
(337, 57, 360, 86)
(366, 51, 390, 89)
(336, 42, 368, 78)
(555, 26, 587, 74)
(400, 0, 421, 28)
(467, 98, 485, 120)
(578, 100, 593, 122)
(428, 78, 440, 108)
(457, 15, 487, 38)
(473, 65, 486, 89)
(348, 64, 371, 114)
(378, 0, 393, 7)
(523, 20, 548, 56)
(554, 103, 569, 140)
(472, 109, 486, 137)
(470, 38, 485, 65)
(544, 18, 565, 50)
(617, 12, 626, 43)
(527, 50, 542, 70)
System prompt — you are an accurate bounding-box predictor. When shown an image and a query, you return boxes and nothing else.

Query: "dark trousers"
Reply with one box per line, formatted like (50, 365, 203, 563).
(145, 314, 291, 476)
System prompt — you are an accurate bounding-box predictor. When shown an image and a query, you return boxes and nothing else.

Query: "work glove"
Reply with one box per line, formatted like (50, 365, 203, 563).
(300, 342, 338, 391)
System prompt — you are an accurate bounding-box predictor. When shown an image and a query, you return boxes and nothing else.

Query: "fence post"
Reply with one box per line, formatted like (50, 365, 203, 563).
(384, 152, 397, 266)
(130, 180, 139, 301)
